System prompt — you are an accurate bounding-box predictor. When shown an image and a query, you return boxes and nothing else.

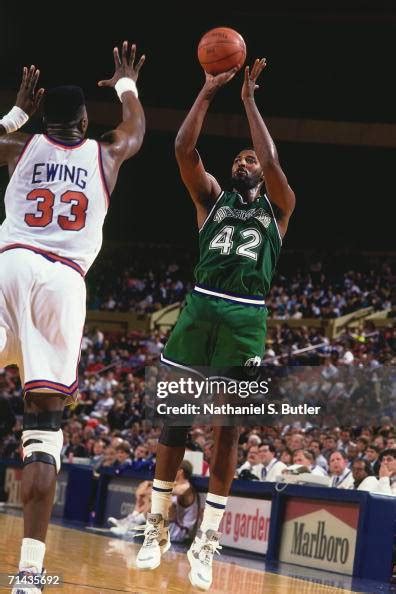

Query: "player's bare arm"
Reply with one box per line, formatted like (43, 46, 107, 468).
(0, 65, 44, 172)
(98, 41, 146, 194)
(175, 68, 237, 228)
(242, 58, 296, 237)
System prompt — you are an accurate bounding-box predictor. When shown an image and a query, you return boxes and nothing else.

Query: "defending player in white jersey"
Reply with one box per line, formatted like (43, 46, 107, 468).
(0, 42, 145, 593)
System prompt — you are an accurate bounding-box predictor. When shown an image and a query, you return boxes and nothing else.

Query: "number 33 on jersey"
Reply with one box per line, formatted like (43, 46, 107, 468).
(0, 134, 109, 275)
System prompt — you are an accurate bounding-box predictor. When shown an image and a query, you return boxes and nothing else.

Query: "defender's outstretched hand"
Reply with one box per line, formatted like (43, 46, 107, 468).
(16, 65, 44, 116)
(241, 58, 267, 101)
(202, 67, 239, 100)
(98, 41, 145, 88)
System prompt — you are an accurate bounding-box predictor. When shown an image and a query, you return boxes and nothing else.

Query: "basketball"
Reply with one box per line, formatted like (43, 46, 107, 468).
(197, 27, 246, 75)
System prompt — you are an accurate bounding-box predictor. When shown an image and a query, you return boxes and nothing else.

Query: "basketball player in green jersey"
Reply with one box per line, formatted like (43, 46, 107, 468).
(137, 59, 295, 590)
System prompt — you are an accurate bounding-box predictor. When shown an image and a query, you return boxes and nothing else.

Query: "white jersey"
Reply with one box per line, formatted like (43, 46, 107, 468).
(0, 134, 109, 276)
(169, 492, 199, 542)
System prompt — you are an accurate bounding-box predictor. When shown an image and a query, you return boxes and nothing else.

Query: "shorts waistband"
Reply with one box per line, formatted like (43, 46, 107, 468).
(193, 284, 265, 306)
(0, 243, 85, 277)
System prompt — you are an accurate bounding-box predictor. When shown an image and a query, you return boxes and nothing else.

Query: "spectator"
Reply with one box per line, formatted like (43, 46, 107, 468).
(309, 440, 328, 471)
(329, 451, 354, 489)
(378, 449, 396, 496)
(365, 444, 381, 477)
(356, 436, 369, 458)
(337, 428, 353, 455)
(237, 446, 263, 480)
(99, 446, 117, 469)
(91, 439, 106, 470)
(131, 444, 154, 473)
(259, 442, 287, 482)
(288, 433, 305, 453)
(293, 449, 327, 476)
(351, 459, 379, 492)
(280, 448, 293, 466)
(114, 442, 133, 474)
(322, 435, 337, 460)
(64, 432, 89, 459)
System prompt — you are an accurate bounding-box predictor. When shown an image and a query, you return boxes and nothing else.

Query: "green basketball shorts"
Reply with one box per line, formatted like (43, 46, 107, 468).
(161, 289, 267, 369)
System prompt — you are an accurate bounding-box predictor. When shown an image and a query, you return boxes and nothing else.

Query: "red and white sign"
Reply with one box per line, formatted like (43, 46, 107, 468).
(199, 494, 271, 554)
(279, 498, 359, 575)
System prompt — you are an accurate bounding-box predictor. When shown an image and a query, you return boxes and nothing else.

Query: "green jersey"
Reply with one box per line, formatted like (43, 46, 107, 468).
(194, 190, 282, 302)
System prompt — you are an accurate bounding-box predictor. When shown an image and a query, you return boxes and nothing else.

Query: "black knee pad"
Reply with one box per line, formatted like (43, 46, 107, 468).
(159, 425, 190, 447)
(22, 410, 64, 472)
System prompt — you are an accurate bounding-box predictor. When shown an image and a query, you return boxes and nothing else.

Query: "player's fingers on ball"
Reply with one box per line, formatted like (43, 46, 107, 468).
(258, 59, 266, 73)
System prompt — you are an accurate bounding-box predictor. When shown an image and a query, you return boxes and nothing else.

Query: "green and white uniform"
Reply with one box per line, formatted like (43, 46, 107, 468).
(162, 190, 282, 368)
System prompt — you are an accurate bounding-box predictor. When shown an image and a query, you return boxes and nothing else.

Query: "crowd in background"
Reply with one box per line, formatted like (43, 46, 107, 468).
(87, 245, 394, 318)
(0, 246, 395, 507)
(0, 320, 394, 493)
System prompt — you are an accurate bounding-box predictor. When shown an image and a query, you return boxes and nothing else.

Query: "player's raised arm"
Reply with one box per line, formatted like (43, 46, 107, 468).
(241, 59, 296, 237)
(98, 41, 145, 165)
(175, 69, 237, 223)
(0, 65, 44, 166)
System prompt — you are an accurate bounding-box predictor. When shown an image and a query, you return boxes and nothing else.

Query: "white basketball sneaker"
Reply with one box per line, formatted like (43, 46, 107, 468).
(187, 529, 222, 591)
(135, 513, 170, 570)
(108, 512, 146, 536)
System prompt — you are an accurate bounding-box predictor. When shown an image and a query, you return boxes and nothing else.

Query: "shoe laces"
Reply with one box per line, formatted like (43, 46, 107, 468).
(200, 540, 222, 566)
(142, 523, 161, 548)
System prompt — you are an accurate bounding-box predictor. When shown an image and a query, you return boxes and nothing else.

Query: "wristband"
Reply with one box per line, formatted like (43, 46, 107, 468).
(0, 106, 29, 133)
(115, 78, 138, 101)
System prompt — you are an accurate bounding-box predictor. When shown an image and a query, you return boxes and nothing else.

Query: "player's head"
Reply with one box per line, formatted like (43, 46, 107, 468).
(43, 85, 88, 135)
(177, 460, 193, 481)
(231, 149, 264, 193)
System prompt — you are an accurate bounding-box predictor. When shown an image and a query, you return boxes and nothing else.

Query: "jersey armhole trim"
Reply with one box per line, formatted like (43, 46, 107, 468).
(198, 190, 224, 233)
(97, 142, 111, 209)
(263, 193, 283, 245)
(14, 134, 35, 169)
(7, 134, 36, 187)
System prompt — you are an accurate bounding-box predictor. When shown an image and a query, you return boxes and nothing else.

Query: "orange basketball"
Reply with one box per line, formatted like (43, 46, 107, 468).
(197, 27, 246, 75)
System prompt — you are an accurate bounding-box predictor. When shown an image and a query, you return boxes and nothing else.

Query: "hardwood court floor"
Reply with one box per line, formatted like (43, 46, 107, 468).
(0, 513, 363, 594)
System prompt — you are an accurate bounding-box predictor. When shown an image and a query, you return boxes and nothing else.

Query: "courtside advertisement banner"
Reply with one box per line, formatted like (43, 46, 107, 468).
(279, 498, 359, 574)
(199, 493, 271, 554)
(2, 465, 68, 517)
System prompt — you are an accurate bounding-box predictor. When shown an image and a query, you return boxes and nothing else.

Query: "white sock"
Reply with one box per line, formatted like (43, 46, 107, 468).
(200, 493, 228, 533)
(151, 479, 174, 519)
(19, 538, 45, 573)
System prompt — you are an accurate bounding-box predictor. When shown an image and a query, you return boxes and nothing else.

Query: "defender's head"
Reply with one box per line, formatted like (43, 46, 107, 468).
(231, 149, 264, 193)
(43, 85, 88, 135)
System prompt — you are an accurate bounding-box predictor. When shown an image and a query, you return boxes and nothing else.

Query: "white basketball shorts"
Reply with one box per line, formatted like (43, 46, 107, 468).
(0, 248, 86, 399)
